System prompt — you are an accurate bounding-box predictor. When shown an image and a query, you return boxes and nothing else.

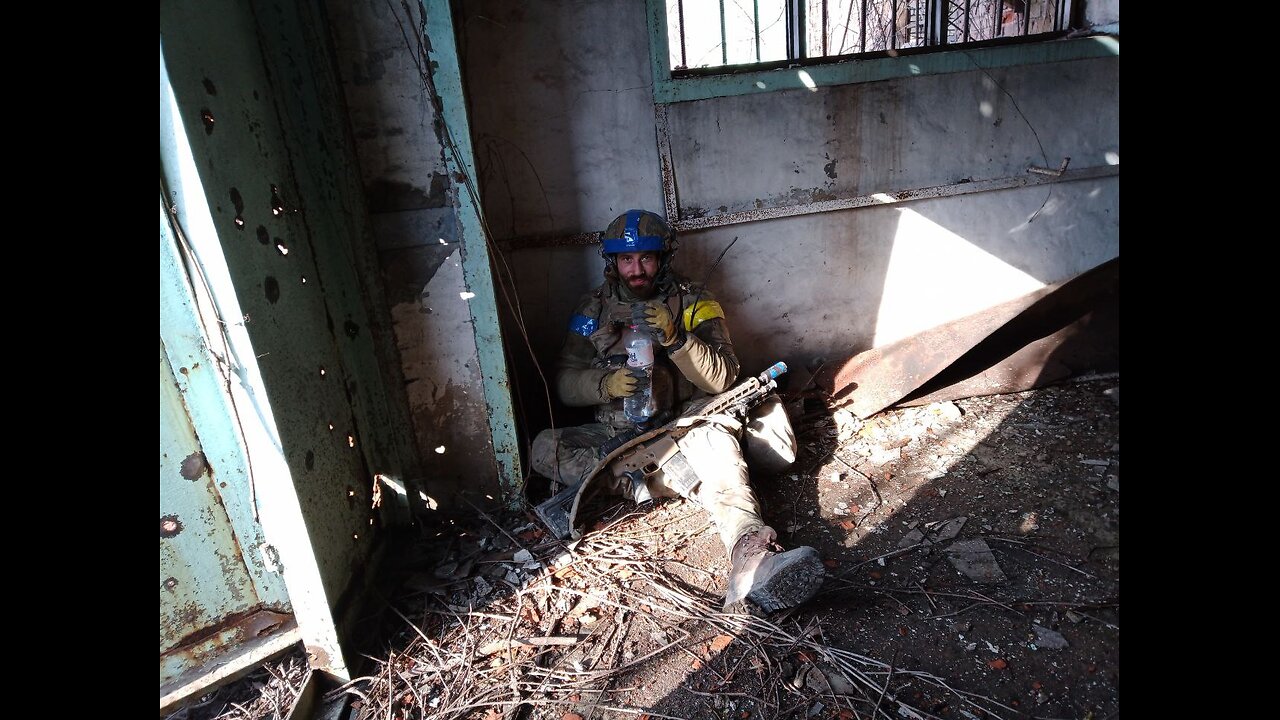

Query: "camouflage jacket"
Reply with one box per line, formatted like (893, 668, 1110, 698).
(556, 273, 740, 430)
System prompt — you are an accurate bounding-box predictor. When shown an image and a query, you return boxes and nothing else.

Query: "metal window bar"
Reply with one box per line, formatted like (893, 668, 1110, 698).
(890, 0, 898, 49)
(821, 0, 829, 56)
(677, 0, 688, 69)
(755, 0, 762, 61)
(720, 0, 728, 65)
(860, 0, 867, 53)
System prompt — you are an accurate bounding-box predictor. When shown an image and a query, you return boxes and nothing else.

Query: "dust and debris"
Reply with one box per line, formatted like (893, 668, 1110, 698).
(173, 377, 1118, 720)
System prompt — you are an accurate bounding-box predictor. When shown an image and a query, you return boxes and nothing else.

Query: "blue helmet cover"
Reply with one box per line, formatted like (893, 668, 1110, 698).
(602, 209, 666, 254)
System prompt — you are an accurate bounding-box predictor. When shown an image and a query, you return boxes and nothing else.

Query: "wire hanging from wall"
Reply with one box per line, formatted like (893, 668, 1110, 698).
(161, 178, 265, 522)
(961, 50, 1058, 224)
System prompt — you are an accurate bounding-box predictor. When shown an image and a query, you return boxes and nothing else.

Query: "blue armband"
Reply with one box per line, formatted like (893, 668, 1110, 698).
(569, 314, 597, 337)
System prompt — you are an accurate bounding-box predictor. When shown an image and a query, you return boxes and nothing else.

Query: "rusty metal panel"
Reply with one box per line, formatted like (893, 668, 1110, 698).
(160, 194, 299, 708)
(160, 344, 264, 656)
(814, 256, 1119, 417)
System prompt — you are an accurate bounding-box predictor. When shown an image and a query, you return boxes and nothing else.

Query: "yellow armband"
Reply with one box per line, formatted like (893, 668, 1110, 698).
(682, 300, 724, 332)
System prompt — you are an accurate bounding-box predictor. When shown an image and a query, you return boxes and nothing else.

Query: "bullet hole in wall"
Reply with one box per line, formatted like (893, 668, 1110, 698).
(230, 188, 245, 229)
(270, 184, 285, 216)
(180, 451, 209, 480)
(264, 276, 280, 304)
(160, 515, 183, 538)
(201, 108, 215, 135)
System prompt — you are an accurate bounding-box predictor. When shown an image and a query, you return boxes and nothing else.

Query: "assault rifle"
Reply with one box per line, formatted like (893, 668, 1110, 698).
(535, 362, 788, 540)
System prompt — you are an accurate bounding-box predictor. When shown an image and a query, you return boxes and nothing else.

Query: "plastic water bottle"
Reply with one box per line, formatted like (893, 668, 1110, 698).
(623, 324, 656, 424)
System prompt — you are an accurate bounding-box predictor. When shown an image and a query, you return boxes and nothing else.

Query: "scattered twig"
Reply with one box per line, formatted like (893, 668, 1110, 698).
(985, 535, 1098, 579)
(832, 452, 884, 518)
(915, 582, 938, 612)
(873, 648, 899, 719)
(478, 636, 586, 657)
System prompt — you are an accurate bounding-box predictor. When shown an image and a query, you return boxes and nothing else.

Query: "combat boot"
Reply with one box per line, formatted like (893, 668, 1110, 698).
(724, 526, 824, 612)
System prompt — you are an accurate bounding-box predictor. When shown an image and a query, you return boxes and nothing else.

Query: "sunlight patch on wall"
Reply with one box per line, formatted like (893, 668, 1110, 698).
(873, 208, 1042, 348)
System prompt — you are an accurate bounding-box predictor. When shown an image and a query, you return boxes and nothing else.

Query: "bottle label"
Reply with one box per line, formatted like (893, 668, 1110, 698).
(627, 342, 654, 367)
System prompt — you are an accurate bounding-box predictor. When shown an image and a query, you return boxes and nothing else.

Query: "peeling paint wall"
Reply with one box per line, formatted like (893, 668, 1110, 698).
(325, 0, 501, 503)
(455, 1, 1119, 435)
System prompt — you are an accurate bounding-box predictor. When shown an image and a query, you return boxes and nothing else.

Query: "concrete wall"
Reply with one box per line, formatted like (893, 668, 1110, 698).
(456, 0, 1118, 437)
(325, 0, 501, 502)
(663, 57, 1119, 371)
(1087, 0, 1121, 26)
(459, 0, 665, 238)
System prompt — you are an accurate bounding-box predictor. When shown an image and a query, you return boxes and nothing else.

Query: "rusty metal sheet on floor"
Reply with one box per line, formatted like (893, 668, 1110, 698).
(814, 257, 1119, 418)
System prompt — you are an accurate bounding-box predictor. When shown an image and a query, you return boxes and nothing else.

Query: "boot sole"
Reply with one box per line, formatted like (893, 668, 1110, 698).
(747, 546, 825, 613)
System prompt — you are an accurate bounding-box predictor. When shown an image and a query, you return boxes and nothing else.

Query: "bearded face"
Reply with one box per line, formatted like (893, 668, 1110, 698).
(614, 251, 660, 299)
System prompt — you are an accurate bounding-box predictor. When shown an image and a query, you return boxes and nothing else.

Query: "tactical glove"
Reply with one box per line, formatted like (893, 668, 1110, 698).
(603, 367, 650, 399)
(636, 301, 682, 348)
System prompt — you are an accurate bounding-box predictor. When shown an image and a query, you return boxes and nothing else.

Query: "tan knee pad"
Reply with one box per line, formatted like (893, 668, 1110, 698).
(744, 395, 797, 474)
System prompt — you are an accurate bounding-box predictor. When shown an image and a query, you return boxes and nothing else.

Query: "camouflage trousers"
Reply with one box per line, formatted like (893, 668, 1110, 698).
(530, 396, 797, 552)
